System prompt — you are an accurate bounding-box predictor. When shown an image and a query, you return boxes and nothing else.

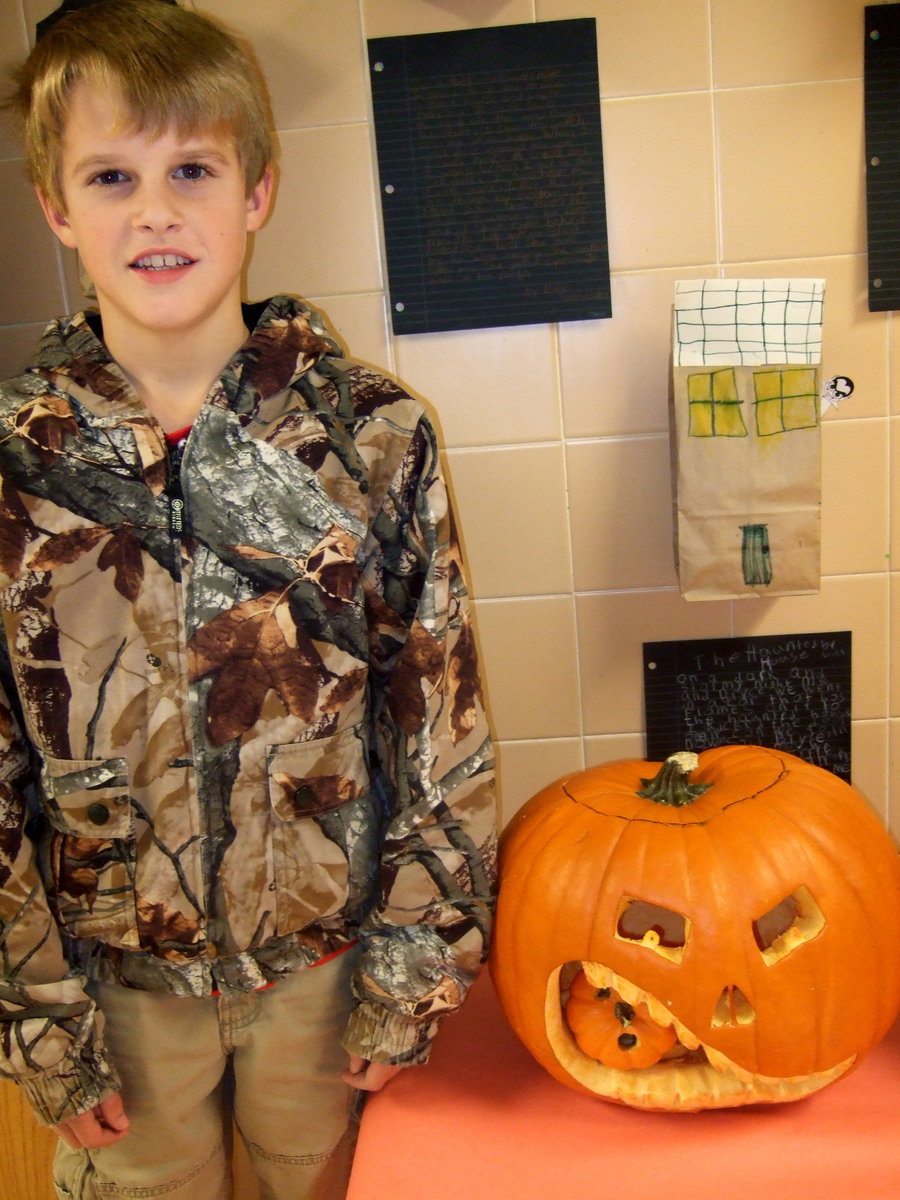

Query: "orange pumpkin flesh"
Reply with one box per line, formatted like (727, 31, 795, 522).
(491, 746, 900, 1112)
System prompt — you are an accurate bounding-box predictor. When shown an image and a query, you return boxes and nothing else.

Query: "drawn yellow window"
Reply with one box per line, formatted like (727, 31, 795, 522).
(754, 368, 819, 436)
(687, 369, 747, 437)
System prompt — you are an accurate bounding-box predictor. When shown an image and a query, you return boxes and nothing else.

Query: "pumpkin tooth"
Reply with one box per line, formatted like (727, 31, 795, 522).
(582, 961, 616, 991)
(704, 1042, 747, 1077)
(612, 977, 673, 1031)
(640, 992, 674, 1028)
(580, 961, 702, 1048)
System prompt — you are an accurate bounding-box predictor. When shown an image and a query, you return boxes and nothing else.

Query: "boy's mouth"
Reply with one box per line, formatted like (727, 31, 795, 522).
(130, 253, 196, 271)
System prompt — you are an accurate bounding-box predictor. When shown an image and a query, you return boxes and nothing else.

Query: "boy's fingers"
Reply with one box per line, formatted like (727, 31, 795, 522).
(97, 1092, 130, 1131)
(341, 1058, 405, 1092)
(55, 1096, 130, 1148)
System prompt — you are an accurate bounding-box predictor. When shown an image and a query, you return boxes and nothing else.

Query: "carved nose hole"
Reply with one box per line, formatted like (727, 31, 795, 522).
(711, 985, 756, 1028)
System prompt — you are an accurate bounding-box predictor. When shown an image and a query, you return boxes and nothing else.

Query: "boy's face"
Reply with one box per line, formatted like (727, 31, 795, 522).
(37, 80, 272, 345)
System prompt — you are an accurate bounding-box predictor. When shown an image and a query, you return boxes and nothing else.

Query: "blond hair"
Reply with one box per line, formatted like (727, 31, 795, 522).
(10, 0, 275, 211)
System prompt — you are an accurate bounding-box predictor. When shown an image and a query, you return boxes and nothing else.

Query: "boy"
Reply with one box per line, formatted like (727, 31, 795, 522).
(0, 2, 497, 1197)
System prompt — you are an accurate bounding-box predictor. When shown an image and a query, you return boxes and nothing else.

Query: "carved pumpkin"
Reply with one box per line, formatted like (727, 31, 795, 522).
(490, 746, 900, 1111)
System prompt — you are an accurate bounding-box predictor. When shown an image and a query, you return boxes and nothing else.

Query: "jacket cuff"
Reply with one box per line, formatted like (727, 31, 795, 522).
(16, 1049, 121, 1127)
(343, 1001, 441, 1066)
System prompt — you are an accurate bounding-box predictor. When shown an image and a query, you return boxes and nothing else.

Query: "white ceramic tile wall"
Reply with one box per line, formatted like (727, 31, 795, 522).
(1, 0, 897, 838)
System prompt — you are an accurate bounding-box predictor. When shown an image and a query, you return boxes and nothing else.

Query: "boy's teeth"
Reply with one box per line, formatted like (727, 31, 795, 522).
(135, 254, 191, 269)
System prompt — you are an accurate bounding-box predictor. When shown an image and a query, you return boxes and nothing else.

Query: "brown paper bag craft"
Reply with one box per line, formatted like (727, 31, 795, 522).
(672, 279, 825, 601)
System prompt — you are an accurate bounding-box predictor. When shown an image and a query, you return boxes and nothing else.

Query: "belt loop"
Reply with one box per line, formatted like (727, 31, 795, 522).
(217, 987, 263, 1054)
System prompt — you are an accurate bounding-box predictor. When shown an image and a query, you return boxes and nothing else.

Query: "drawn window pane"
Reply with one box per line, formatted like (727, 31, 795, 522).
(754, 368, 819, 436)
(687, 373, 714, 436)
(781, 368, 820, 428)
(687, 369, 746, 437)
(712, 369, 738, 403)
(753, 370, 782, 402)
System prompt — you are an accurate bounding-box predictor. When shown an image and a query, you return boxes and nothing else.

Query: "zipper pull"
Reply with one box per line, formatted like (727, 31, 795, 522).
(168, 492, 186, 536)
(166, 432, 190, 539)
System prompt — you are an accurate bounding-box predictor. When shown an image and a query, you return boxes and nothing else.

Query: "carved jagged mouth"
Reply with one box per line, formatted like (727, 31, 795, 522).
(546, 961, 854, 1112)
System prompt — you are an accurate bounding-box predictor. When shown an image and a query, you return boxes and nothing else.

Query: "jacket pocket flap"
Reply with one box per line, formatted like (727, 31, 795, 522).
(267, 725, 368, 821)
(40, 756, 132, 837)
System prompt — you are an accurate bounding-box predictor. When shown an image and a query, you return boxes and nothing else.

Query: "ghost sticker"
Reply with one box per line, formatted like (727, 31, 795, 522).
(822, 376, 854, 411)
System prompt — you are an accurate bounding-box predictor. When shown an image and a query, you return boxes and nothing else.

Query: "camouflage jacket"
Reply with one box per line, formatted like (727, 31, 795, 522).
(0, 295, 496, 1125)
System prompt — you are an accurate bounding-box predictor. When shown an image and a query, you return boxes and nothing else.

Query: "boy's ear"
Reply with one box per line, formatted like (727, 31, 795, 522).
(245, 165, 274, 233)
(35, 188, 79, 250)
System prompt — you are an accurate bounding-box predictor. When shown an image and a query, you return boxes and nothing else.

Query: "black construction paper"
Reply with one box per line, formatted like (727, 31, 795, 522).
(368, 20, 611, 334)
(865, 5, 900, 311)
(643, 632, 852, 780)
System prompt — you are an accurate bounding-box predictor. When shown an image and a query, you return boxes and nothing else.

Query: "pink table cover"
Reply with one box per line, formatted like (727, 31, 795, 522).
(348, 971, 900, 1200)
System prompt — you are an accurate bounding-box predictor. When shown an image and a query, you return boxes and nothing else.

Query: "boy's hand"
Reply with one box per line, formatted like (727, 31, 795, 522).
(54, 1093, 130, 1148)
(341, 1055, 405, 1092)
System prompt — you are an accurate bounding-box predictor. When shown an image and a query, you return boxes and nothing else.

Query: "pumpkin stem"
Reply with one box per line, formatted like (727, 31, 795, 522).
(637, 751, 712, 807)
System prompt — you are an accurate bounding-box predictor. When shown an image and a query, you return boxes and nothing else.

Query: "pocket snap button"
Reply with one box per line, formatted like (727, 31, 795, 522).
(292, 784, 317, 806)
(86, 802, 110, 826)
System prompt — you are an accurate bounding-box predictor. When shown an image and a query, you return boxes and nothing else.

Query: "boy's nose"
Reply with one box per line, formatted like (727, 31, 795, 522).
(131, 183, 183, 232)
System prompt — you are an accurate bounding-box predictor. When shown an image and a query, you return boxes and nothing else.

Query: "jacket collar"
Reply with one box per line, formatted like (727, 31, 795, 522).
(30, 294, 341, 416)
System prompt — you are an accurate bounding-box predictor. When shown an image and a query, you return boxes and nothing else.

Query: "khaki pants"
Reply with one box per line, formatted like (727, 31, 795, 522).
(53, 947, 362, 1200)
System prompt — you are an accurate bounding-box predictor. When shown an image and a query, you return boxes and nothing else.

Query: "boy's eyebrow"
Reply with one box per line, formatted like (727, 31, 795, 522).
(68, 145, 235, 177)
(67, 153, 123, 177)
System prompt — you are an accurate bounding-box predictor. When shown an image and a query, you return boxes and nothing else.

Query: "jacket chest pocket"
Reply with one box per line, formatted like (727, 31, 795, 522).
(40, 756, 140, 946)
(267, 723, 376, 936)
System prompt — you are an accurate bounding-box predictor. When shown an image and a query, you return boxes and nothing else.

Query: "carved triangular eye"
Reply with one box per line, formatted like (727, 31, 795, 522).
(616, 897, 690, 963)
(753, 887, 825, 964)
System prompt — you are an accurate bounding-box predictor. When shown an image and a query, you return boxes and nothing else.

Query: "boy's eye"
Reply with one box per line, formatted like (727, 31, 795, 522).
(91, 169, 128, 187)
(174, 163, 209, 181)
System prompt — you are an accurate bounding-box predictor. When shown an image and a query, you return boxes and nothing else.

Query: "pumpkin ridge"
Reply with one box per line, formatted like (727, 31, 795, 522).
(584, 803, 634, 953)
(697, 810, 767, 1070)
